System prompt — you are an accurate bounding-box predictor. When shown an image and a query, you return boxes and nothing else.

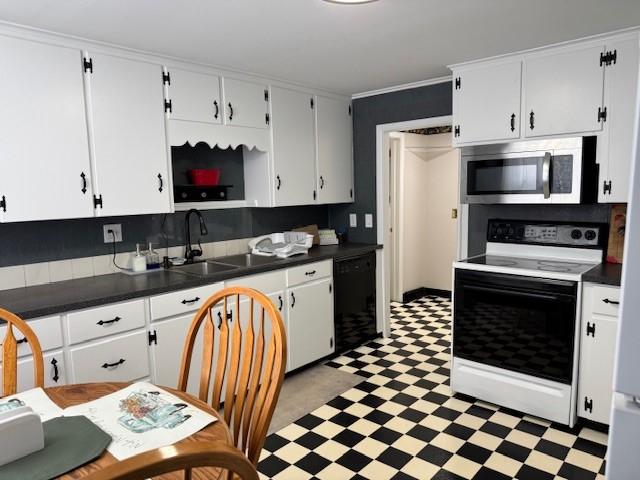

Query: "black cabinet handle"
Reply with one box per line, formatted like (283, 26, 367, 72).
(228, 102, 234, 121)
(217, 311, 222, 329)
(305, 270, 316, 276)
(529, 110, 535, 130)
(101, 358, 126, 369)
(278, 295, 283, 311)
(213, 100, 219, 119)
(97, 316, 121, 326)
(276, 175, 281, 190)
(80, 172, 87, 194)
(603, 298, 620, 305)
(16, 337, 28, 344)
(320, 176, 325, 189)
(51, 358, 59, 383)
(510, 113, 516, 132)
(291, 292, 296, 308)
(181, 297, 200, 304)
(158, 173, 164, 192)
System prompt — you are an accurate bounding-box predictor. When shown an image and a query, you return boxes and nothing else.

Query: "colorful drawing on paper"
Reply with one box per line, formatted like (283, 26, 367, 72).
(117, 390, 192, 433)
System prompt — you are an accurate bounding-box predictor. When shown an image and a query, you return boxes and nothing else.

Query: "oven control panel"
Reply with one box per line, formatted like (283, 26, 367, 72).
(488, 220, 603, 247)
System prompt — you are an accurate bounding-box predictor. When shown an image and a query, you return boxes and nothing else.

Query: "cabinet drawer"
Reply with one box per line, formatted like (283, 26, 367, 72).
(0, 316, 62, 357)
(66, 299, 145, 345)
(150, 283, 223, 321)
(591, 285, 620, 317)
(226, 270, 286, 294)
(70, 330, 149, 383)
(287, 261, 332, 287)
(0, 350, 67, 393)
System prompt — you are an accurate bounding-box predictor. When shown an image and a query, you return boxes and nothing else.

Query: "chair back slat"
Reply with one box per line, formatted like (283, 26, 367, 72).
(0, 308, 44, 397)
(198, 310, 216, 400)
(177, 287, 286, 466)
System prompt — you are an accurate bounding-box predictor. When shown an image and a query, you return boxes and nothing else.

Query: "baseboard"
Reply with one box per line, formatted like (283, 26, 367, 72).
(402, 287, 452, 303)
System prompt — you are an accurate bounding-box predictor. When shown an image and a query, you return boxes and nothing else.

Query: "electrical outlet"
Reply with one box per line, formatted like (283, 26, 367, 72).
(349, 213, 357, 228)
(103, 224, 122, 243)
(365, 214, 373, 228)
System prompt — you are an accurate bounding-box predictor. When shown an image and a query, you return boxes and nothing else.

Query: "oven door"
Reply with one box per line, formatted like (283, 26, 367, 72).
(453, 269, 577, 384)
(461, 148, 581, 204)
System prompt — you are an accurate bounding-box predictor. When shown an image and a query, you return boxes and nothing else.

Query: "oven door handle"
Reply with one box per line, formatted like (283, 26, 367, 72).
(463, 284, 566, 302)
(542, 152, 551, 199)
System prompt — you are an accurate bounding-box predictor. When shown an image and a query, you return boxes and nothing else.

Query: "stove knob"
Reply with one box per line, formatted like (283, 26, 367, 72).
(571, 229, 583, 240)
(585, 229, 597, 241)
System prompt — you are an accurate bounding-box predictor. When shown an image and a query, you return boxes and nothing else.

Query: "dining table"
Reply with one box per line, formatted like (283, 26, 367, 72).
(44, 382, 233, 480)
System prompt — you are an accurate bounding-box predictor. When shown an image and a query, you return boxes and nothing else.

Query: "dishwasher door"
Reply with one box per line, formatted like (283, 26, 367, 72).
(334, 252, 377, 354)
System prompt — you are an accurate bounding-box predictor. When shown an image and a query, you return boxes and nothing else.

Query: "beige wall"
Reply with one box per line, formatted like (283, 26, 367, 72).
(399, 133, 458, 293)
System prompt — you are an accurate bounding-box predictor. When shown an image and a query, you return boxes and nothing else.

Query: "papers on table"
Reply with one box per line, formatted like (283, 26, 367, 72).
(0, 388, 62, 422)
(63, 382, 217, 460)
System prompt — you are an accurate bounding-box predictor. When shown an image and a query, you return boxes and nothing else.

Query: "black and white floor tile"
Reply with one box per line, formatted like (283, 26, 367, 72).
(258, 296, 608, 479)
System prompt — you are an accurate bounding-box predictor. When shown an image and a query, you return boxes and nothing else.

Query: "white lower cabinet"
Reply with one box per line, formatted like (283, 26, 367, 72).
(288, 277, 335, 371)
(0, 350, 67, 392)
(70, 330, 150, 383)
(578, 283, 620, 424)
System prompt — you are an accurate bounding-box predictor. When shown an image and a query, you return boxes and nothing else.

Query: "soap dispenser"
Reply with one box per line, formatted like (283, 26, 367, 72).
(146, 242, 160, 270)
(132, 244, 147, 272)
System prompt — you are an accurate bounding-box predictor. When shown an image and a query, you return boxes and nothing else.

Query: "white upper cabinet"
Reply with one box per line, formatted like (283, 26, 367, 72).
(165, 68, 222, 124)
(222, 78, 269, 129)
(452, 60, 522, 145)
(524, 44, 605, 138)
(316, 96, 354, 204)
(86, 53, 171, 216)
(0, 36, 94, 222)
(598, 37, 640, 203)
(270, 86, 317, 206)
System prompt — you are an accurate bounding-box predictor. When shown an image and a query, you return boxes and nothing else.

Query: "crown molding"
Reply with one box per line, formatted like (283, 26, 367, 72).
(352, 75, 452, 99)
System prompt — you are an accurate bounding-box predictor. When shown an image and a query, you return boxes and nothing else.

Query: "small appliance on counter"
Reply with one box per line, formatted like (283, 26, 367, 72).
(249, 232, 313, 258)
(452, 219, 607, 426)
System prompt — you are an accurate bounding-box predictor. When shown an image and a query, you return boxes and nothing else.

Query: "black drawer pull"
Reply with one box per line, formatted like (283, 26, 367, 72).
(102, 358, 126, 369)
(97, 316, 121, 326)
(181, 297, 201, 305)
(305, 270, 316, 276)
(213, 100, 219, 119)
(603, 298, 620, 305)
(291, 292, 296, 308)
(278, 295, 283, 311)
(16, 337, 28, 344)
(51, 358, 59, 383)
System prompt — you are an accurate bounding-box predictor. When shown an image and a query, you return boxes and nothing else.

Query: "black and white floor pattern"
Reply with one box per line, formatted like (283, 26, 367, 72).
(258, 296, 608, 479)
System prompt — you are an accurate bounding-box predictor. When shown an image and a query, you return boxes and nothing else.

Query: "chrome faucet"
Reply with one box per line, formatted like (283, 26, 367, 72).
(184, 209, 208, 263)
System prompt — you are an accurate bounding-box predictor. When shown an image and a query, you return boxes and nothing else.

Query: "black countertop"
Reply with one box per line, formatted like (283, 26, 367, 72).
(0, 243, 381, 320)
(583, 262, 623, 287)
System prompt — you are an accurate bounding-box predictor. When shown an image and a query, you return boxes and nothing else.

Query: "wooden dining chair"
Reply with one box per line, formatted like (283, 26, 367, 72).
(178, 287, 287, 466)
(83, 441, 259, 480)
(0, 307, 44, 396)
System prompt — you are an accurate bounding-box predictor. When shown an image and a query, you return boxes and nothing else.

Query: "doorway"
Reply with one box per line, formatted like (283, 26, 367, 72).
(374, 115, 467, 337)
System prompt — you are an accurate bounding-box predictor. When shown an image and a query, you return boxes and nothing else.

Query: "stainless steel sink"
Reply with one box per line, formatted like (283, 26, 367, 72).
(210, 253, 281, 268)
(172, 261, 239, 277)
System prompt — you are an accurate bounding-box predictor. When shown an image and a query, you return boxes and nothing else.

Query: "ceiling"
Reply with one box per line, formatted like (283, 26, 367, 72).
(0, 0, 639, 95)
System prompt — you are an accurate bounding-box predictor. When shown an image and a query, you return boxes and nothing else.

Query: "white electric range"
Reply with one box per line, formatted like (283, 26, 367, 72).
(451, 219, 606, 426)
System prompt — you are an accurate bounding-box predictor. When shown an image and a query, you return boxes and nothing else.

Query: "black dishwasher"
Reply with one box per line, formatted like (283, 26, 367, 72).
(334, 251, 377, 354)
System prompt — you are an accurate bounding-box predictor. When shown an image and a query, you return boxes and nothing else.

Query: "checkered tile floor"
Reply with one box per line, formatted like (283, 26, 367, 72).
(258, 296, 608, 479)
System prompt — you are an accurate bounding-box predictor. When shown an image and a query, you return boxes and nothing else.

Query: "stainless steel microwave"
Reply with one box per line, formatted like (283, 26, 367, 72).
(460, 137, 598, 204)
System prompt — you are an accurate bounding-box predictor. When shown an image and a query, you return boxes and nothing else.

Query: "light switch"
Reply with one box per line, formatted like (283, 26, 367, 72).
(349, 214, 357, 228)
(365, 214, 373, 228)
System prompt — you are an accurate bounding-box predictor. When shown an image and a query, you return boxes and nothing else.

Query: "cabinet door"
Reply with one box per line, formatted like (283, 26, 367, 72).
(0, 351, 67, 393)
(598, 38, 640, 203)
(578, 315, 618, 424)
(271, 87, 317, 206)
(166, 68, 222, 124)
(86, 53, 171, 216)
(0, 36, 93, 222)
(288, 279, 334, 371)
(452, 61, 522, 144)
(223, 78, 268, 129)
(152, 312, 214, 397)
(316, 96, 354, 204)
(525, 45, 605, 138)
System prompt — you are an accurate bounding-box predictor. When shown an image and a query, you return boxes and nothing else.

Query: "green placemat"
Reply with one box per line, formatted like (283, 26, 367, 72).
(0, 416, 111, 480)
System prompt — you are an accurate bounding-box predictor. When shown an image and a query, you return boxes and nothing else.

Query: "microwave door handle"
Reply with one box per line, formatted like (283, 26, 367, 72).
(542, 152, 551, 199)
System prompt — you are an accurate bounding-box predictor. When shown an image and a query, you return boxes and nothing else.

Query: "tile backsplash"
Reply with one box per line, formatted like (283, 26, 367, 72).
(0, 238, 253, 291)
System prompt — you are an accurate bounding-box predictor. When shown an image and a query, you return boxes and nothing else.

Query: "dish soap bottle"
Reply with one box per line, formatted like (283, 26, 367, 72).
(132, 244, 147, 272)
(146, 242, 161, 270)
